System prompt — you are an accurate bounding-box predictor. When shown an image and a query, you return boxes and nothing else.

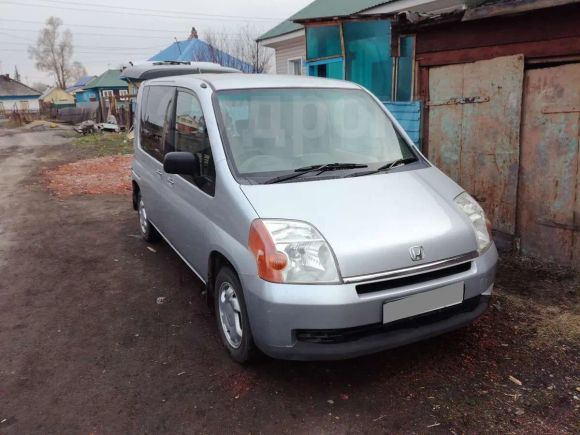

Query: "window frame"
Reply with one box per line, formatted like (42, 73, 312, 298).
(171, 87, 217, 197)
(287, 57, 304, 76)
(138, 84, 176, 163)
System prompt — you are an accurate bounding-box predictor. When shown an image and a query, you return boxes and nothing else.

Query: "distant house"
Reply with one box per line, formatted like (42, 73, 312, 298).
(39, 87, 75, 108)
(0, 74, 41, 113)
(257, 20, 305, 76)
(76, 69, 128, 108)
(149, 27, 255, 73)
(65, 75, 96, 100)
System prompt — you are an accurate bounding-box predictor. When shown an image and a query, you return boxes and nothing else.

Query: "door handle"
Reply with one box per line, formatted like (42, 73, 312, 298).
(167, 177, 175, 185)
(155, 169, 163, 176)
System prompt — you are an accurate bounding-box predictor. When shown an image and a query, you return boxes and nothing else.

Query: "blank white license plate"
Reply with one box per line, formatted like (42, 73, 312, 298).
(383, 282, 464, 324)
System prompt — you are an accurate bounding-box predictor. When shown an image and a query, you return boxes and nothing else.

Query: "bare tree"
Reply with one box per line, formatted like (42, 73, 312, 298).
(28, 17, 86, 89)
(203, 25, 273, 73)
(13, 66, 21, 82)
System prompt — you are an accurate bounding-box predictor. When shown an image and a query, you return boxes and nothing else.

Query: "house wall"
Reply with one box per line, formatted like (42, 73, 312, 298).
(76, 89, 98, 107)
(270, 36, 306, 75)
(0, 96, 40, 112)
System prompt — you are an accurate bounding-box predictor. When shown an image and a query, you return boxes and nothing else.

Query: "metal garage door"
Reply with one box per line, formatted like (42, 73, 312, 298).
(428, 55, 525, 236)
(518, 63, 580, 265)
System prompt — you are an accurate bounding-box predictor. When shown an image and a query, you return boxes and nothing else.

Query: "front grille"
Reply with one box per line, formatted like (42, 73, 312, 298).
(356, 261, 472, 295)
(295, 295, 484, 344)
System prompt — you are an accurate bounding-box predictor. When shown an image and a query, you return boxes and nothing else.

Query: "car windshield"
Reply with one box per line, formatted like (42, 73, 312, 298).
(215, 88, 416, 183)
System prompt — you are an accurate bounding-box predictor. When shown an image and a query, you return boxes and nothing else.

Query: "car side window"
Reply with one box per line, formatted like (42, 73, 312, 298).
(172, 90, 216, 196)
(140, 86, 174, 162)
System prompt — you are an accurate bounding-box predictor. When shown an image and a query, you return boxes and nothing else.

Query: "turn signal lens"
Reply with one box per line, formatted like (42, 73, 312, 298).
(248, 219, 340, 284)
(248, 220, 285, 282)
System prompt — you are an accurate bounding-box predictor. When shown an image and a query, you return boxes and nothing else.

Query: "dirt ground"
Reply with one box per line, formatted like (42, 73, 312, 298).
(0, 128, 578, 434)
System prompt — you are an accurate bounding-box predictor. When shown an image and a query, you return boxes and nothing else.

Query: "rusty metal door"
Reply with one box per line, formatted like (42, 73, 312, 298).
(518, 63, 580, 266)
(428, 55, 525, 235)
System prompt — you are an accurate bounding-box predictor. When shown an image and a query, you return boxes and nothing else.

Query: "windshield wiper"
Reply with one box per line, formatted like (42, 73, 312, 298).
(264, 163, 368, 184)
(345, 157, 419, 178)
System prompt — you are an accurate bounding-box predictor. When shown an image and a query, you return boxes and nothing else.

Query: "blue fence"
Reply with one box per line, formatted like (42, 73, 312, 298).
(383, 101, 422, 148)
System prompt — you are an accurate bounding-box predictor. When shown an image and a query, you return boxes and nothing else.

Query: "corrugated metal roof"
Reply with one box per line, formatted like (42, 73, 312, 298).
(257, 20, 303, 41)
(292, 0, 394, 21)
(258, 0, 394, 41)
(0, 75, 41, 97)
(149, 39, 254, 73)
(84, 70, 127, 89)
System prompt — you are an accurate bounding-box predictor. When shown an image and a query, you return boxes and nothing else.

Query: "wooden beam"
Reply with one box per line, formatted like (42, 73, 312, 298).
(416, 36, 580, 67)
(463, 0, 580, 21)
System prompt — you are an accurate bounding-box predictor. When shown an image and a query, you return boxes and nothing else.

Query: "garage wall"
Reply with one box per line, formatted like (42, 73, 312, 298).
(411, 4, 580, 268)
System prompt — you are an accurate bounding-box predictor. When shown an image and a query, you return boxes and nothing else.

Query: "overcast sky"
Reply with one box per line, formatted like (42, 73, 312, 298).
(0, 0, 311, 86)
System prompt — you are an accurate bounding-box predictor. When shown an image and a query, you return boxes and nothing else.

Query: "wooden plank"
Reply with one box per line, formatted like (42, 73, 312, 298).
(462, 0, 580, 22)
(416, 4, 580, 55)
(517, 62, 580, 266)
(427, 55, 524, 235)
(416, 36, 580, 67)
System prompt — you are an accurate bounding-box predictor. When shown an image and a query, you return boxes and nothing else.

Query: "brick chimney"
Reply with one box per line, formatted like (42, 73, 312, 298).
(188, 27, 198, 40)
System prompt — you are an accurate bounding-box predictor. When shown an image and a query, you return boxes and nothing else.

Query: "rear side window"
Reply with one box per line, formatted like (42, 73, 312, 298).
(140, 86, 174, 161)
(170, 90, 216, 195)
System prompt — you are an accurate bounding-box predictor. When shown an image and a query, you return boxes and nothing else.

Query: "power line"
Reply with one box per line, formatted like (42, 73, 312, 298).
(0, 26, 175, 40)
(1, 0, 282, 22)
(0, 18, 267, 36)
(29, 0, 283, 21)
(0, 26, 254, 40)
(2, 41, 163, 51)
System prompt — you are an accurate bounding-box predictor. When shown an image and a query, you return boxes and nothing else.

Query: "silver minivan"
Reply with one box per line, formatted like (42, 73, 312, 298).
(132, 74, 497, 362)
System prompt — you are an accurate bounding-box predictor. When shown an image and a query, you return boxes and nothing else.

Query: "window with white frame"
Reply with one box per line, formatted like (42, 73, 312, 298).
(119, 89, 128, 96)
(101, 90, 114, 99)
(288, 57, 303, 76)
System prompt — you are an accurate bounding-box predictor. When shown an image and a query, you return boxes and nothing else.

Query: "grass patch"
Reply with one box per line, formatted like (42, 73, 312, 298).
(73, 132, 133, 157)
(535, 311, 580, 345)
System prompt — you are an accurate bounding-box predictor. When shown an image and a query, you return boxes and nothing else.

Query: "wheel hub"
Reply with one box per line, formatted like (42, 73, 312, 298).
(218, 282, 243, 349)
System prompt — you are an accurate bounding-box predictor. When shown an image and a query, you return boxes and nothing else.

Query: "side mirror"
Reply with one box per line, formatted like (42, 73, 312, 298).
(163, 152, 200, 177)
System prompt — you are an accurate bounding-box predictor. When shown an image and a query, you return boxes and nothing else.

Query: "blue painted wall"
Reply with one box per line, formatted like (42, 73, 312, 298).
(75, 89, 98, 106)
(383, 101, 422, 148)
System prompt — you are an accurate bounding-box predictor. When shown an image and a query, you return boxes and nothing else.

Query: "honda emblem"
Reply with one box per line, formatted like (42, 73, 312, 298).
(409, 246, 424, 262)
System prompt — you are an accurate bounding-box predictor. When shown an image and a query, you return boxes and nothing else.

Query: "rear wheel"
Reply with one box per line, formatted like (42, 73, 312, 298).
(214, 266, 255, 363)
(137, 192, 160, 243)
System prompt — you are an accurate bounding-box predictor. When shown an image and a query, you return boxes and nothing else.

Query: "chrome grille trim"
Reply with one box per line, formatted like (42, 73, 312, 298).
(343, 251, 479, 285)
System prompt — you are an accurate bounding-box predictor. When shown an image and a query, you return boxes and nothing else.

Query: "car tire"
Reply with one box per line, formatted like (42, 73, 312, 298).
(137, 192, 160, 243)
(214, 265, 256, 364)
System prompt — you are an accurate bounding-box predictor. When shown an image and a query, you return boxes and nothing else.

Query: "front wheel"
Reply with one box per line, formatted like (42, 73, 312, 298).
(214, 266, 256, 364)
(137, 193, 160, 243)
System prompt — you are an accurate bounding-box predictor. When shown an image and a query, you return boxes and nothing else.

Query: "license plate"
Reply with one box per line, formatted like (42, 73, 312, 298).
(383, 282, 464, 324)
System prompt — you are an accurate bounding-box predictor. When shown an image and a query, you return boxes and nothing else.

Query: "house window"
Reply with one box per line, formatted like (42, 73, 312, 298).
(344, 20, 393, 101)
(102, 90, 114, 99)
(288, 58, 303, 75)
(119, 89, 128, 96)
(306, 25, 341, 60)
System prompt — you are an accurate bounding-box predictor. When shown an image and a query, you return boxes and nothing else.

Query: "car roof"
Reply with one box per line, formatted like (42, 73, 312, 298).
(145, 73, 362, 91)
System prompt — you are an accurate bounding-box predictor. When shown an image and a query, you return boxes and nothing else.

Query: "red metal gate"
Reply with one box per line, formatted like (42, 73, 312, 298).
(427, 55, 525, 236)
(518, 63, 580, 265)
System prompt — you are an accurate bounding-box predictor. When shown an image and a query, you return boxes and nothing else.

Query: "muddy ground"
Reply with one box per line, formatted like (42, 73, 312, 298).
(0, 128, 578, 434)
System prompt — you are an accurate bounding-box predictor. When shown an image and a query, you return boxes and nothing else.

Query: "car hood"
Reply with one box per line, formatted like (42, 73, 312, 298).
(240, 167, 478, 278)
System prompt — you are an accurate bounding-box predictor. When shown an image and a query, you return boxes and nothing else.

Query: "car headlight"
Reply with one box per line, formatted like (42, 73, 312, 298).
(248, 219, 341, 284)
(454, 192, 492, 254)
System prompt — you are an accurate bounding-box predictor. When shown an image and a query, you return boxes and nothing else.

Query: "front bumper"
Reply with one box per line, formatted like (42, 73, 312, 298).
(241, 245, 498, 361)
